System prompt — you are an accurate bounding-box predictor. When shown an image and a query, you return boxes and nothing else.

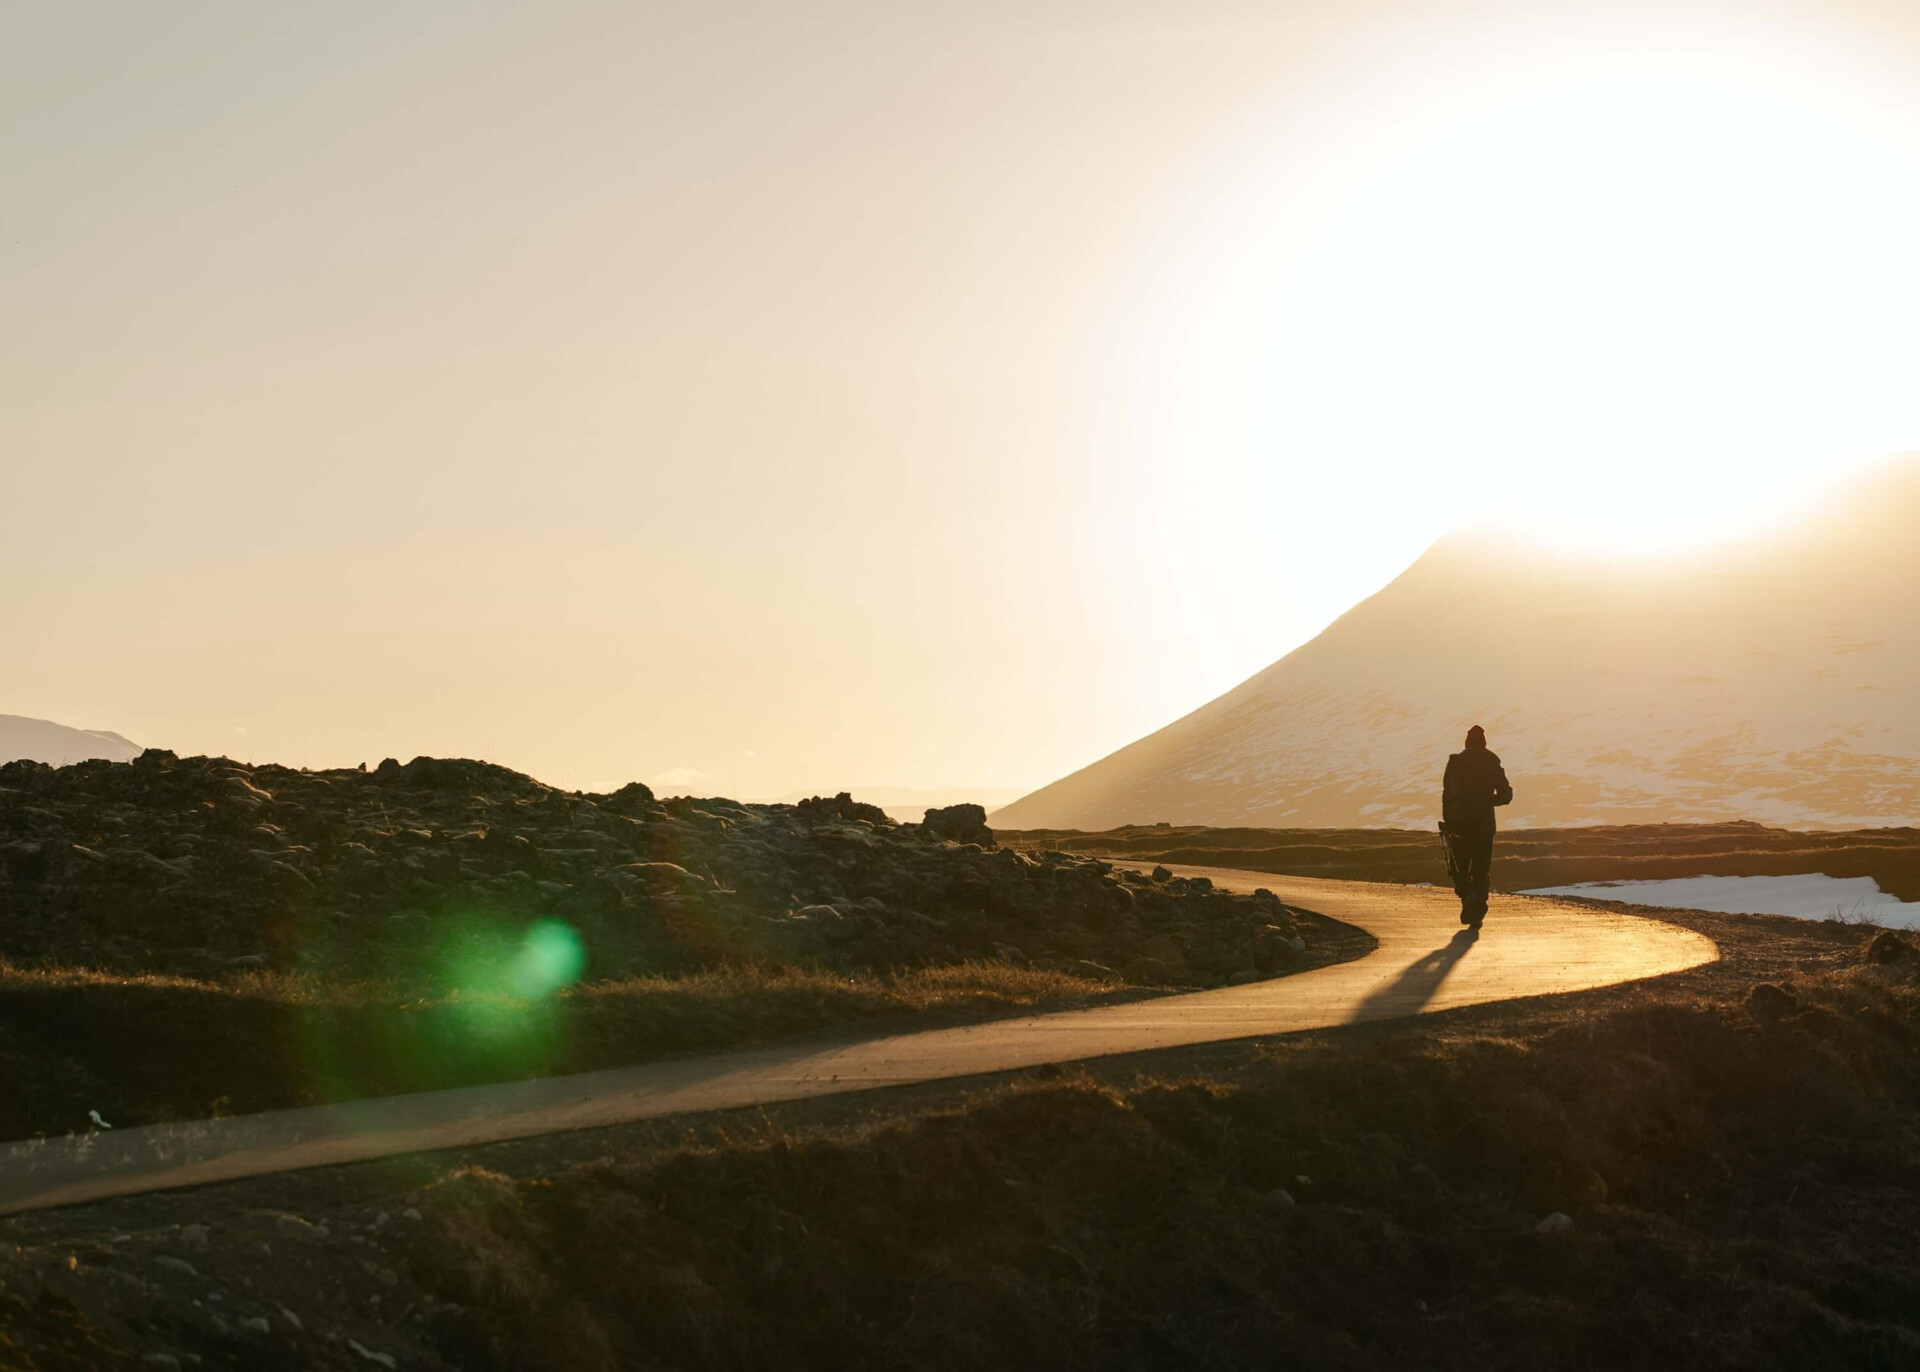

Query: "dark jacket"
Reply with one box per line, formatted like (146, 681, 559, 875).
(1443, 744, 1513, 832)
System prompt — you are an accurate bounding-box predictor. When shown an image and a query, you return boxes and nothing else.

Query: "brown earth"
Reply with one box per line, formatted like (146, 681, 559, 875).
(1005, 820, 1920, 901)
(3, 907, 1916, 1371)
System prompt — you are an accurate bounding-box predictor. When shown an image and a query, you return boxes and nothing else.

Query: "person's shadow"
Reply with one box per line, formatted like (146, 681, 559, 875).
(1349, 927, 1479, 1024)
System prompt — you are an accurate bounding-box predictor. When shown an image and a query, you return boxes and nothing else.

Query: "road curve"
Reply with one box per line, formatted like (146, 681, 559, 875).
(0, 867, 1714, 1216)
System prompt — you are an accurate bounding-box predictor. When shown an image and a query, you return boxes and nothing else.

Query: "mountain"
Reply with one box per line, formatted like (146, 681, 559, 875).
(1, 715, 143, 768)
(994, 459, 1920, 831)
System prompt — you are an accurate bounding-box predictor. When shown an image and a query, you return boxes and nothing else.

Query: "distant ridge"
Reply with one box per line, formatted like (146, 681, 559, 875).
(996, 459, 1920, 831)
(0, 715, 143, 768)
(761, 786, 1031, 824)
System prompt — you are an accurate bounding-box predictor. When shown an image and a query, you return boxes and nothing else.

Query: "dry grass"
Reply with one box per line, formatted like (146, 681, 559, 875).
(576, 959, 1107, 1013)
(3, 911, 1914, 1372)
(405, 929, 1920, 1372)
(0, 958, 1137, 1141)
(1010, 821, 1920, 902)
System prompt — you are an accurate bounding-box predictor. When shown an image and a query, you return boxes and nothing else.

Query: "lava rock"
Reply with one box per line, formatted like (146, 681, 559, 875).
(1864, 930, 1915, 965)
(1118, 956, 1180, 986)
(0, 753, 1291, 987)
(922, 803, 993, 847)
(599, 780, 658, 814)
(796, 792, 892, 826)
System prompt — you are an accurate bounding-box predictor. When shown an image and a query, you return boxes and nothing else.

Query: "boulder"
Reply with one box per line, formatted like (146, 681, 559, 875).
(797, 792, 892, 826)
(1139, 933, 1186, 966)
(275, 1213, 327, 1241)
(1253, 926, 1299, 972)
(602, 780, 657, 814)
(922, 803, 993, 846)
(1746, 982, 1799, 1019)
(1864, 930, 1915, 965)
(616, 862, 707, 893)
(396, 756, 536, 791)
(1118, 955, 1179, 986)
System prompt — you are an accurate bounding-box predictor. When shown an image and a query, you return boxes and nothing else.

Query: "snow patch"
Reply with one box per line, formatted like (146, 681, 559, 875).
(1523, 873, 1920, 929)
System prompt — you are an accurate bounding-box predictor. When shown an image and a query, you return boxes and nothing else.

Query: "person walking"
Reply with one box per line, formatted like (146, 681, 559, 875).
(1441, 724, 1512, 927)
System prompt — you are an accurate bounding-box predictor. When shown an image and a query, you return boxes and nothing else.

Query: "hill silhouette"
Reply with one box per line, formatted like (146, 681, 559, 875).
(997, 459, 1920, 830)
(0, 713, 141, 767)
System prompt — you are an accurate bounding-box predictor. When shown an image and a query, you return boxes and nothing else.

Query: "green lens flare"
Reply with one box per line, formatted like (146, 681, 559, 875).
(505, 920, 587, 999)
(437, 915, 588, 1001)
(293, 908, 590, 1108)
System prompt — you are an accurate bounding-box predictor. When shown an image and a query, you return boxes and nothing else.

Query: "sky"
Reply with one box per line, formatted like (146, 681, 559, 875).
(7, 0, 1920, 798)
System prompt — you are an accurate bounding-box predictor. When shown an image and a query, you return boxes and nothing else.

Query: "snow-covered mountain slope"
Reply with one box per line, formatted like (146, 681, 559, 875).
(0, 715, 142, 767)
(996, 460, 1920, 831)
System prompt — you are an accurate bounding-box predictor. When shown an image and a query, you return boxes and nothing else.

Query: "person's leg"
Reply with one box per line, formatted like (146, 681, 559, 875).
(1465, 829, 1494, 923)
(1450, 833, 1474, 920)
(1448, 833, 1469, 908)
(1444, 827, 1474, 920)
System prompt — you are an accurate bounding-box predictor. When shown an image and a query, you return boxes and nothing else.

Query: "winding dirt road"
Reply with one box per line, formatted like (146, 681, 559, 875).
(0, 866, 1714, 1216)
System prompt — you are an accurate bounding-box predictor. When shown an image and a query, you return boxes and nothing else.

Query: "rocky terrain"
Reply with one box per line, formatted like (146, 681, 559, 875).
(0, 752, 1340, 1139)
(0, 752, 1312, 987)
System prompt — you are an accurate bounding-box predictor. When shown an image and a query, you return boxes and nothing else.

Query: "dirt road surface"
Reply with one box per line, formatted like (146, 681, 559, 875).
(0, 866, 1714, 1216)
